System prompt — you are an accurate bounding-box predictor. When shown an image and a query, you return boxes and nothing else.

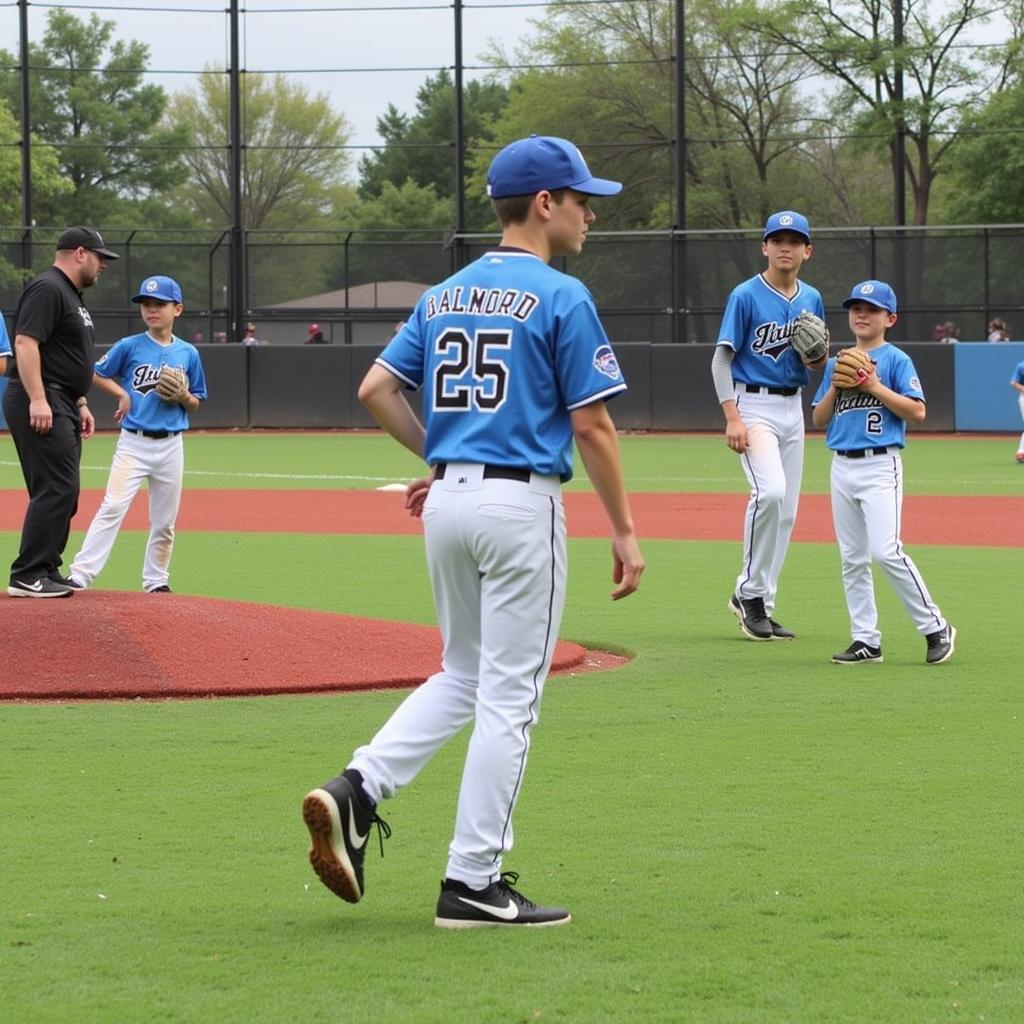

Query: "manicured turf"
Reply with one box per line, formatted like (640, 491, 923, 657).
(1, 434, 1022, 1022)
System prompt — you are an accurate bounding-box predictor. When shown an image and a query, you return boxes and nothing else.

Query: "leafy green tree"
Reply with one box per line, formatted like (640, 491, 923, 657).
(945, 77, 1024, 222)
(357, 70, 508, 229)
(751, 0, 1010, 225)
(0, 9, 189, 225)
(168, 70, 352, 231)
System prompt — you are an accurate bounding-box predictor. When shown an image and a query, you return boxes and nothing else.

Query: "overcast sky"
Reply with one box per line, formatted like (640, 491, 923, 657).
(1, 0, 544, 168)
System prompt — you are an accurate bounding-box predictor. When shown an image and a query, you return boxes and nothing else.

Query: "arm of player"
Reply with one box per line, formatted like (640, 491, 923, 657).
(712, 345, 747, 453)
(858, 377, 927, 424)
(571, 401, 645, 601)
(811, 386, 837, 429)
(92, 373, 132, 424)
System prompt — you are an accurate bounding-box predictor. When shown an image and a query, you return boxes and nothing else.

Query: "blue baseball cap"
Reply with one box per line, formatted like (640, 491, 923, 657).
(763, 210, 811, 242)
(842, 280, 897, 314)
(487, 135, 622, 199)
(132, 275, 183, 304)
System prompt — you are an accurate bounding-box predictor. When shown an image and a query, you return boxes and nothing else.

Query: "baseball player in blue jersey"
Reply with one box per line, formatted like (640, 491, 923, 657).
(0, 313, 10, 373)
(812, 280, 955, 665)
(68, 276, 207, 593)
(713, 211, 827, 641)
(302, 135, 645, 928)
(1010, 359, 1024, 463)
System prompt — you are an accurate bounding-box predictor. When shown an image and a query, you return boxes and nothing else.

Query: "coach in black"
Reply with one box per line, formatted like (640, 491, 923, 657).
(4, 226, 119, 598)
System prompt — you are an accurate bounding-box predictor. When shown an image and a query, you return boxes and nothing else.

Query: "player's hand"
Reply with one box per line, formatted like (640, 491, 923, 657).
(114, 394, 131, 424)
(804, 353, 828, 370)
(725, 417, 748, 454)
(404, 472, 434, 518)
(80, 405, 95, 440)
(610, 532, 644, 600)
(29, 397, 53, 434)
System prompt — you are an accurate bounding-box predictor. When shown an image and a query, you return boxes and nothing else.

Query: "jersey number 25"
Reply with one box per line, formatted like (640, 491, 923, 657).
(433, 328, 511, 412)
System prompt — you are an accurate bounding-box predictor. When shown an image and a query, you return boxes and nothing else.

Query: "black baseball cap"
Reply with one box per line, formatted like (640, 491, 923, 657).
(56, 226, 120, 260)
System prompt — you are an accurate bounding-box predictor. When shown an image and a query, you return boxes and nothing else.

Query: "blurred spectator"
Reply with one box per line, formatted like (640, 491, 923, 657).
(191, 330, 205, 345)
(305, 322, 327, 344)
(987, 318, 1010, 342)
(242, 322, 262, 346)
(936, 321, 961, 344)
(213, 331, 228, 344)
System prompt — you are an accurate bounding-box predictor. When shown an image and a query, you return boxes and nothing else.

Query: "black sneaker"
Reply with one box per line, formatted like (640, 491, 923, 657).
(7, 577, 73, 598)
(768, 618, 796, 640)
(832, 641, 883, 664)
(925, 624, 956, 665)
(434, 872, 571, 929)
(302, 772, 390, 904)
(729, 593, 773, 641)
(148, 585, 173, 593)
(50, 573, 83, 589)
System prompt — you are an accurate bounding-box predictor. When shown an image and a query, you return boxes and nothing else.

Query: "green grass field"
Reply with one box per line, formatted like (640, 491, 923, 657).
(1, 432, 1022, 1023)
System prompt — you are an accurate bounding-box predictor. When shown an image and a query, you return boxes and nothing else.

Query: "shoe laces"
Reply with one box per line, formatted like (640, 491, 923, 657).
(741, 596, 767, 618)
(495, 871, 536, 910)
(370, 811, 392, 859)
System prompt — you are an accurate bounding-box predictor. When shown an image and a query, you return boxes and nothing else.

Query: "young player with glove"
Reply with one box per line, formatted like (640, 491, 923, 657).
(811, 280, 956, 665)
(68, 276, 207, 593)
(712, 210, 828, 641)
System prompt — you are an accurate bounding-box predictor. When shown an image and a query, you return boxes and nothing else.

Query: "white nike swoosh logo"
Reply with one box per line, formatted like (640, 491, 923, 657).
(457, 896, 519, 921)
(346, 800, 368, 851)
(23, 581, 44, 592)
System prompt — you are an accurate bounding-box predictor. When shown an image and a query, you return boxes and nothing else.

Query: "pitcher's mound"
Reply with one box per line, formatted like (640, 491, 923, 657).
(2, 591, 620, 701)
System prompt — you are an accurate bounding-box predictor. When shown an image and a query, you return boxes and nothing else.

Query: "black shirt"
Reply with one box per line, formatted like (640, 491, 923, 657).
(11, 266, 97, 398)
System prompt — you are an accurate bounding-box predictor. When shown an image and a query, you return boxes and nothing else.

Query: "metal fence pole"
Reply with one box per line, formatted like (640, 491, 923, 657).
(228, 1, 246, 346)
(18, 0, 32, 270)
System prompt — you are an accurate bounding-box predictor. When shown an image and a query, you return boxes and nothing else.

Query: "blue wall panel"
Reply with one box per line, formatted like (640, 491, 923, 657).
(954, 343, 1024, 431)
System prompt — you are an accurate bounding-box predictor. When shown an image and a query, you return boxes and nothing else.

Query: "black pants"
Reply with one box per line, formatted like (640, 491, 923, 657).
(3, 382, 82, 583)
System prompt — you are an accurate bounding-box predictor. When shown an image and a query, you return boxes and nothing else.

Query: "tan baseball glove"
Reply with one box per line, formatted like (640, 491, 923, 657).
(832, 348, 876, 390)
(155, 365, 189, 402)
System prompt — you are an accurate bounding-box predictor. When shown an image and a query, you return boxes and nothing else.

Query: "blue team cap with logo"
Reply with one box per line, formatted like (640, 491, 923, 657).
(763, 210, 811, 242)
(132, 275, 183, 304)
(487, 135, 622, 199)
(842, 280, 897, 314)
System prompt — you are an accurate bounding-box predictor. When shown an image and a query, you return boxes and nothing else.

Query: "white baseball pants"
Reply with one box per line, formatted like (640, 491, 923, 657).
(733, 390, 805, 614)
(349, 463, 567, 890)
(71, 430, 184, 592)
(830, 449, 945, 647)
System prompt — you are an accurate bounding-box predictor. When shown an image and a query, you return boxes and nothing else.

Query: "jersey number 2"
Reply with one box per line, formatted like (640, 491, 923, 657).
(434, 329, 510, 412)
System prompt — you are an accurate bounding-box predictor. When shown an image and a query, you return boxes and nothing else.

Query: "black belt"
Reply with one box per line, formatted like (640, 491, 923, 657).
(835, 447, 893, 458)
(744, 384, 799, 396)
(435, 463, 531, 483)
(125, 428, 180, 439)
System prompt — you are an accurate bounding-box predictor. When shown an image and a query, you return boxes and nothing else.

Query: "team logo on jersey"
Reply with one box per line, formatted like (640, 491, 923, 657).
(751, 319, 795, 361)
(78, 306, 94, 328)
(834, 390, 883, 415)
(909, 375, 921, 392)
(132, 363, 181, 394)
(593, 344, 622, 380)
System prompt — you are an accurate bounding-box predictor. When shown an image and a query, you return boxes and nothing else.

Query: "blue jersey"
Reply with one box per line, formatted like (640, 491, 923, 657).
(0, 314, 11, 358)
(95, 332, 207, 433)
(717, 273, 826, 389)
(813, 342, 924, 450)
(1013, 360, 1024, 386)
(376, 248, 627, 480)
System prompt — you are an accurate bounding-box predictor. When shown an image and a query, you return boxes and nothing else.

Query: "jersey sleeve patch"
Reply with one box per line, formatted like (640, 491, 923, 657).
(592, 344, 622, 381)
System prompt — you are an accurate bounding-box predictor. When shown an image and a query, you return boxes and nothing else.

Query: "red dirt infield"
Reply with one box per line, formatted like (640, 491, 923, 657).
(1, 487, 1014, 701)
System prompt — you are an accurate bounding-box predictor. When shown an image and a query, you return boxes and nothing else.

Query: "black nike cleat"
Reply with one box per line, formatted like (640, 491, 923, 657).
(434, 872, 571, 929)
(832, 641, 883, 664)
(925, 624, 956, 665)
(302, 772, 390, 904)
(729, 593, 773, 641)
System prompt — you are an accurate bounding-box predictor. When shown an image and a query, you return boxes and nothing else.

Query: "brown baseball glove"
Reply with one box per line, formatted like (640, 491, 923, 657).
(155, 365, 189, 402)
(832, 348, 876, 390)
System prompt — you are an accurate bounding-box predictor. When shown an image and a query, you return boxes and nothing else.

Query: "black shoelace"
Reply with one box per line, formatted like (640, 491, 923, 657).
(496, 871, 536, 909)
(370, 811, 392, 859)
